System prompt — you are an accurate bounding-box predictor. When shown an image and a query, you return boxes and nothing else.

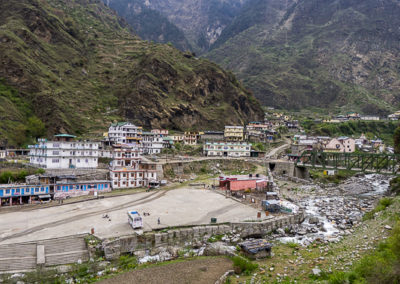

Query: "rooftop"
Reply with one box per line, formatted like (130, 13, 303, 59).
(54, 134, 76, 138)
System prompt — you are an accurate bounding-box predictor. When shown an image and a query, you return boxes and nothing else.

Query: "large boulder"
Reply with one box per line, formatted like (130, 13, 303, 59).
(203, 242, 236, 256)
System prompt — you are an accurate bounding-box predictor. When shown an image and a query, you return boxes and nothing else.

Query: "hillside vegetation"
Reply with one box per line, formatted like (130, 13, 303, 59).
(303, 120, 399, 145)
(0, 0, 262, 146)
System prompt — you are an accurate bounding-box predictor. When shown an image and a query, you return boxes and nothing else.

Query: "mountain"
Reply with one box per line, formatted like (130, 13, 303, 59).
(117, 0, 249, 53)
(102, 0, 192, 51)
(0, 0, 262, 146)
(206, 0, 400, 115)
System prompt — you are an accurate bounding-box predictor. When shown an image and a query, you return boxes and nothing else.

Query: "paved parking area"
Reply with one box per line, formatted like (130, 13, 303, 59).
(0, 188, 260, 244)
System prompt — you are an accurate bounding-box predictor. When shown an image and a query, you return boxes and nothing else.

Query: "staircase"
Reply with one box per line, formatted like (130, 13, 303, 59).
(0, 234, 89, 272)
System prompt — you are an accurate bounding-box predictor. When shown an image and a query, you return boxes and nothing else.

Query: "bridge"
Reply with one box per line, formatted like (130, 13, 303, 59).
(295, 151, 400, 175)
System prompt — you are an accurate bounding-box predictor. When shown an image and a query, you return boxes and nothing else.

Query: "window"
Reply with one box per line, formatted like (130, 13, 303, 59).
(57, 186, 61, 191)
(114, 173, 118, 177)
(6, 189, 10, 194)
(41, 187, 45, 192)
(85, 159, 88, 163)
(16, 189, 20, 193)
(35, 188, 39, 193)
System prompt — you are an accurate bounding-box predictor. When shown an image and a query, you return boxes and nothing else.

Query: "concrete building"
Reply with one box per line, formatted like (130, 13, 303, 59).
(219, 175, 268, 192)
(29, 134, 99, 169)
(108, 122, 142, 144)
(203, 141, 251, 157)
(0, 180, 111, 206)
(110, 144, 158, 189)
(224, 126, 245, 141)
(184, 132, 199, 145)
(141, 132, 164, 155)
(169, 133, 184, 144)
(360, 115, 380, 121)
(388, 111, 400, 120)
(325, 137, 355, 153)
(199, 131, 224, 142)
(151, 129, 169, 135)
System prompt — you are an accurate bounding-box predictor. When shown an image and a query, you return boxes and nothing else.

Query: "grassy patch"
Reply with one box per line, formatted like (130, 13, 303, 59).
(231, 256, 258, 275)
(328, 222, 400, 283)
(363, 197, 393, 221)
(309, 169, 355, 184)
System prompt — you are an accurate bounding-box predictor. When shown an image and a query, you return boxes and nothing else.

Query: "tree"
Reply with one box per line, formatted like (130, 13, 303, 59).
(27, 116, 46, 139)
(394, 126, 400, 154)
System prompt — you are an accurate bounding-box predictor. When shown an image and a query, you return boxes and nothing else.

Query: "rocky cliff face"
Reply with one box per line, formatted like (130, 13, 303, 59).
(206, 0, 400, 114)
(0, 0, 262, 146)
(128, 0, 249, 53)
(103, 0, 192, 51)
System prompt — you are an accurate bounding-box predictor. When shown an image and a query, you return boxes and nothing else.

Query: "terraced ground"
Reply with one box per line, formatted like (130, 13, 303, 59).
(98, 257, 233, 284)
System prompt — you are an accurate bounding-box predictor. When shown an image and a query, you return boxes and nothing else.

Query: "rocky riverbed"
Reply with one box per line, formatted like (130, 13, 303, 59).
(277, 174, 391, 245)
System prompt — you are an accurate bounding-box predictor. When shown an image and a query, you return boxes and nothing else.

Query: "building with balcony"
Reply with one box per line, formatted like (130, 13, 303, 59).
(110, 144, 158, 189)
(224, 126, 245, 141)
(141, 132, 164, 155)
(108, 122, 142, 144)
(28, 134, 99, 169)
(203, 141, 251, 157)
(184, 132, 200, 145)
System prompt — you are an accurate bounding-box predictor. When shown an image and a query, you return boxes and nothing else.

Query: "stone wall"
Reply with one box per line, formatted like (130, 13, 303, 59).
(268, 161, 309, 179)
(102, 212, 305, 260)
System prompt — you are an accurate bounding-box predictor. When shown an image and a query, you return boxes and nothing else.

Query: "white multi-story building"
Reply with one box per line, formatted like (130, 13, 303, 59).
(108, 122, 142, 144)
(110, 144, 158, 189)
(141, 132, 164, 155)
(29, 134, 99, 169)
(203, 141, 251, 157)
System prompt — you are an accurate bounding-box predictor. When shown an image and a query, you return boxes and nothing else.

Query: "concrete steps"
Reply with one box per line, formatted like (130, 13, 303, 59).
(0, 235, 89, 272)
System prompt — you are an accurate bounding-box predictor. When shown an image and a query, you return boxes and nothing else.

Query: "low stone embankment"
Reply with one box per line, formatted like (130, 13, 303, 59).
(102, 212, 305, 260)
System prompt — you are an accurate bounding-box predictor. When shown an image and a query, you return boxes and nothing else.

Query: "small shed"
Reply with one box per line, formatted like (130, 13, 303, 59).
(262, 200, 281, 212)
(239, 239, 272, 259)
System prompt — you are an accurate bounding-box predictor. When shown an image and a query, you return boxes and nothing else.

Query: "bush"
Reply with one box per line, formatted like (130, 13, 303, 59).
(231, 256, 258, 275)
(390, 177, 400, 195)
(118, 254, 137, 270)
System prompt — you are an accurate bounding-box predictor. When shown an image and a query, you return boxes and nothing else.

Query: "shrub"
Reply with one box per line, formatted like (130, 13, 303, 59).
(390, 177, 400, 195)
(118, 254, 137, 270)
(231, 256, 258, 275)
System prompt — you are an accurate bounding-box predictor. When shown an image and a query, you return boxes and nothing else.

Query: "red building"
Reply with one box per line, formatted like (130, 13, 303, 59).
(219, 175, 267, 192)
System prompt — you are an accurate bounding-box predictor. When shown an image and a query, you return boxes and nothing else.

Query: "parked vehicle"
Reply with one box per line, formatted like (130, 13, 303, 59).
(127, 211, 143, 229)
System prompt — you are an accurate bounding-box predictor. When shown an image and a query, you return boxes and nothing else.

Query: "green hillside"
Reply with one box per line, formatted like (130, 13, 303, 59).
(0, 0, 263, 146)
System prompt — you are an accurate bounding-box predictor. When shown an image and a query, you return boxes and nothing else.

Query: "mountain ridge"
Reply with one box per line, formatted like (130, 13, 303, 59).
(206, 0, 400, 114)
(0, 0, 263, 146)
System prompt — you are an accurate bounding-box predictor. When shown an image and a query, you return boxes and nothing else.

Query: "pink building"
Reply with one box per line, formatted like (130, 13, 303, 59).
(219, 175, 267, 192)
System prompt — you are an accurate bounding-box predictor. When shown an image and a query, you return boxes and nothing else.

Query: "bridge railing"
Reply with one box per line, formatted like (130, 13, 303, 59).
(295, 151, 400, 174)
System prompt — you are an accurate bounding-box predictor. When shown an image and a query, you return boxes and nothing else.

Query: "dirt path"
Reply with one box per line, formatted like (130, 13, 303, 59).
(98, 257, 233, 284)
(266, 139, 291, 158)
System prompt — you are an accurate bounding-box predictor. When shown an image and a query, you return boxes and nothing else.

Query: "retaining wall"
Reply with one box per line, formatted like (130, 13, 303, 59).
(102, 212, 305, 260)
